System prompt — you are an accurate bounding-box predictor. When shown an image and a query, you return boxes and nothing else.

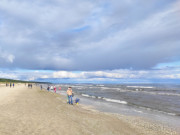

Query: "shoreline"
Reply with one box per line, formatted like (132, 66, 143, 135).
(39, 84, 180, 134)
(42, 84, 180, 134)
(77, 94, 180, 131)
(0, 84, 179, 135)
(76, 98, 180, 135)
(42, 84, 180, 132)
(49, 85, 180, 134)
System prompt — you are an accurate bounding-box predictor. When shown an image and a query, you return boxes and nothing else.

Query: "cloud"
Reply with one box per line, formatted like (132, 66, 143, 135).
(46, 68, 180, 80)
(1, 67, 180, 83)
(0, 0, 179, 71)
(0, 71, 18, 80)
(53, 71, 80, 78)
(0, 48, 15, 63)
(7, 54, 15, 63)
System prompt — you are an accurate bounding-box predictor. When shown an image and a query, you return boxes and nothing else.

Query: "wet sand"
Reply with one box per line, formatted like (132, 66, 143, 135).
(0, 84, 178, 135)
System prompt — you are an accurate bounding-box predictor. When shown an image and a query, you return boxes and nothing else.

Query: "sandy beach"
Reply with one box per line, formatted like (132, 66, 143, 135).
(0, 84, 178, 135)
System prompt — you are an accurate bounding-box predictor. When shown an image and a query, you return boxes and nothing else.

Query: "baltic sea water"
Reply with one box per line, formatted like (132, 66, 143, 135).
(40, 83, 180, 130)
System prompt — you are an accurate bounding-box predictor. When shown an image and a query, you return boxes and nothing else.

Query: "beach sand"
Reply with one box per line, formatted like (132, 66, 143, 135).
(0, 84, 178, 135)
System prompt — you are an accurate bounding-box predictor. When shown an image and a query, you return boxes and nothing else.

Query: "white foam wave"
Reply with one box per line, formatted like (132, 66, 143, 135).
(81, 94, 97, 99)
(130, 90, 180, 97)
(101, 87, 110, 90)
(158, 93, 180, 96)
(91, 96, 96, 98)
(81, 94, 91, 97)
(103, 98, 127, 104)
(77, 88, 83, 89)
(133, 110, 143, 113)
(167, 113, 176, 116)
(96, 85, 104, 86)
(81, 94, 127, 104)
(127, 86, 154, 88)
(138, 106, 177, 116)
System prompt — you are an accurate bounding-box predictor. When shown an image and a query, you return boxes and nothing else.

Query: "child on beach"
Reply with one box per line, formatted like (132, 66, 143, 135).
(75, 98, 80, 105)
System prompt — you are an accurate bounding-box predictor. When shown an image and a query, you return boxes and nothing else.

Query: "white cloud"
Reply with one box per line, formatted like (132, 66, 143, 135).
(0, 48, 15, 63)
(0, 71, 18, 79)
(41, 75, 49, 79)
(53, 71, 81, 78)
(50, 68, 180, 79)
(1, 67, 180, 83)
(7, 54, 15, 63)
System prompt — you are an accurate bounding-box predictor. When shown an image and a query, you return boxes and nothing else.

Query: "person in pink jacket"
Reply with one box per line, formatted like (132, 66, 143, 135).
(54, 86, 56, 93)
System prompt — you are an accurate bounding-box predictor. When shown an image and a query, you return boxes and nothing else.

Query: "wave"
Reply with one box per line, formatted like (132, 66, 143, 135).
(157, 92, 180, 96)
(137, 106, 177, 116)
(81, 94, 101, 99)
(123, 89, 180, 97)
(81, 94, 91, 97)
(81, 94, 127, 104)
(81, 94, 179, 116)
(98, 96, 102, 99)
(77, 88, 83, 89)
(101, 87, 111, 90)
(127, 86, 154, 88)
(96, 85, 104, 86)
(103, 98, 128, 104)
(138, 91, 180, 97)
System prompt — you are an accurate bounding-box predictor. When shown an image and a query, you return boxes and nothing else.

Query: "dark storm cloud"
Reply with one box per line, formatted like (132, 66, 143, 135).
(0, 0, 180, 70)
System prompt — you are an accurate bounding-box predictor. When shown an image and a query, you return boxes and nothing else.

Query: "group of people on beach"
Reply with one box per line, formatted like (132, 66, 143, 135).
(28, 84, 33, 88)
(6, 83, 15, 88)
(45, 85, 80, 105)
(26, 84, 80, 105)
(46, 85, 57, 93)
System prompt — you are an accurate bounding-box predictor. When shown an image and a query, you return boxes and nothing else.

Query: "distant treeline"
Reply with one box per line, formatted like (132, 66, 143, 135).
(0, 78, 46, 83)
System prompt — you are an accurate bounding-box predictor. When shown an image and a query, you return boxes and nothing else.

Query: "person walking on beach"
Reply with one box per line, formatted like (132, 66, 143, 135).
(67, 87, 73, 105)
(28, 84, 32, 89)
(47, 86, 50, 91)
(40, 85, 42, 90)
(54, 86, 56, 93)
(13, 83, 14, 88)
(10, 83, 12, 88)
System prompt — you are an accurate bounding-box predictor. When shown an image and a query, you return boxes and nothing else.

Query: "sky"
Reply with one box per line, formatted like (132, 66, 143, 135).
(0, 0, 180, 83)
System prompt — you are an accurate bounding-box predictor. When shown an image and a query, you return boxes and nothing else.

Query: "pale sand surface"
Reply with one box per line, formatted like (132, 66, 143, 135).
(0, 84, 178, 135)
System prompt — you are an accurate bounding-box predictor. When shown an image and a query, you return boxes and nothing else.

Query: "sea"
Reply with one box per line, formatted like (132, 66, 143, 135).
(40, 83, 180, 130)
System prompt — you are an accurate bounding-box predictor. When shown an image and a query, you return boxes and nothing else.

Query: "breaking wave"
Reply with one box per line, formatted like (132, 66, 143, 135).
(81, 94, 127, 105)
